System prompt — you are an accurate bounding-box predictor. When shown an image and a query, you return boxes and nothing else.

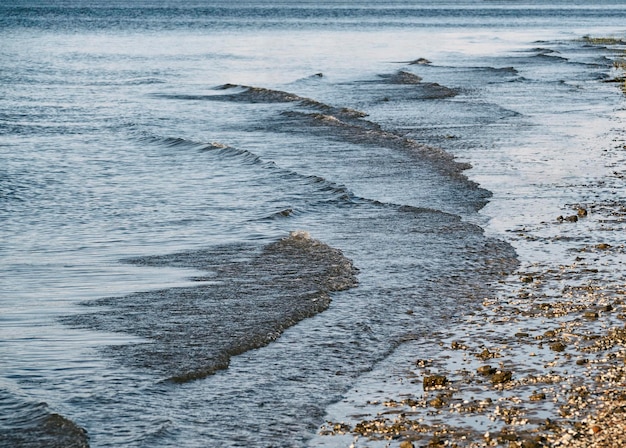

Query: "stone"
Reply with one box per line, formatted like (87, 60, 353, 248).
(491, 370, 513, 384)
(428, 396, 445, 407)
(550, 342, 566, 352)
(477, 365, 497, 376)
(478, 348, 497, 360)
(423, 375, 448, 389)
(530, 392, 546, 401)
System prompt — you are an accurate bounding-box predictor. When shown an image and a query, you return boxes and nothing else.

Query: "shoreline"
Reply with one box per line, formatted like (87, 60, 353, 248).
(316, 42, 626, 448)
(318, 141, 626, 448)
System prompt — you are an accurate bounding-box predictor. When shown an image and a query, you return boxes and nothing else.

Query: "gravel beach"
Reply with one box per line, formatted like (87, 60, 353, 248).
(317, 39, 626, 448)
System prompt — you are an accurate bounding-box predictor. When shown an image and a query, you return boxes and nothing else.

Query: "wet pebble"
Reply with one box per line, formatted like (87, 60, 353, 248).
(423, 375, 448, 389)
(550, 341, 567, 352)
(477, 365, 497, 376)
(491, 370, 513, 384)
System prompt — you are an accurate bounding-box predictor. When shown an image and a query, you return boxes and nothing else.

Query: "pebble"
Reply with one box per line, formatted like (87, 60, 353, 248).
(550, 342, 567, 352)
(423, 375, 448, 389)
(491, 370, 513, 384)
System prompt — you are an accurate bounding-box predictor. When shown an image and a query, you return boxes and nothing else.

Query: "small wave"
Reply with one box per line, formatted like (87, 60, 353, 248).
(267, 207, 296, 219)
(216, 84, 302, 103)
(163, 83, 370, 120)
(294, 72, 325, 82)
(63, 234, 358, 383)
(137, 134, 266, 165)
(378, 70, 423, 84)
(90, 77, 167, 86)
(409, 57, 432, 65)
(279, 111, 472, 178)
(0, 389, 89, 448)
(370, 70, 458, 98)
(161, 136, 228, 150)
(533, 52, 569, 62)
(131, 131, 365, 213)
(417, 82, 458, 99)
(123, 77, 167, 85)
(476, 66, 519, 75)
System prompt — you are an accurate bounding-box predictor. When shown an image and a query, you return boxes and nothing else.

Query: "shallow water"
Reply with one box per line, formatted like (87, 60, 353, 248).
(1, 1, 625, 447)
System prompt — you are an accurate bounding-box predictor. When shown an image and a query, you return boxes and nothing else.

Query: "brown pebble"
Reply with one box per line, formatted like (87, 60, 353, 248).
(491, 370, 513, 384)
(550, 342, 566, 352)
(530, 392, 546, 401)
(584, 311, 599, 320)
(520, 275, 534, 283)
(429, 396, 445, 408)
(577, 208, 588, 217)
(400, 441, 416, 448)
(591, 425, 602, 434)
(478, 365, 497, 376)
(423, 375, 448, 389)
(451, 340, 465, 350)
(497, 432, 518, 442)
(522, 439, 542, 448)
(478, 348, 496, 360)
(576, 359, 589, 365)
(427, 436, 444, 447)
(596, 243, 611, 250)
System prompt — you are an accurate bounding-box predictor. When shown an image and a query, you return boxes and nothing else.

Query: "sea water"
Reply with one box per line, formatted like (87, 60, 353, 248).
(1, 1, 625, 447)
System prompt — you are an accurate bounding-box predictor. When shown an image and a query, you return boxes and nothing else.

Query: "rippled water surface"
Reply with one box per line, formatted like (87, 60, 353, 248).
(1, 1, 625, 447)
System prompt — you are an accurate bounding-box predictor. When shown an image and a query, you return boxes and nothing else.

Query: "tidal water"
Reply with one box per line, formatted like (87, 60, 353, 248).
(1, 2, 625, 447)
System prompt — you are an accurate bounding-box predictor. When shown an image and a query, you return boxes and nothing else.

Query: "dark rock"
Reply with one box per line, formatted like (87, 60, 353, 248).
(550, 342, 566, 352)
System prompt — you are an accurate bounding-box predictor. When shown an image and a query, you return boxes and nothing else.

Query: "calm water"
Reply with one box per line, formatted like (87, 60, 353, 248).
(1, 1, 625, 447)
